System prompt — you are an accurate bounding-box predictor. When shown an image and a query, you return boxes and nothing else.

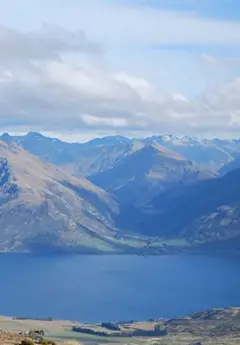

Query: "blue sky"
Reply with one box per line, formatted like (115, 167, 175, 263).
(122, 0, 240, 21)
(0, 0, 239, 140)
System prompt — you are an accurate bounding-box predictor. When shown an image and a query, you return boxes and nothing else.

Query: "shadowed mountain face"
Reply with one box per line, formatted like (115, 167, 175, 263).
(220, 156, 240, 176)
(89, 143, 217, 206)
(0, 141, 120, 253)
(134, 168, 240, 246)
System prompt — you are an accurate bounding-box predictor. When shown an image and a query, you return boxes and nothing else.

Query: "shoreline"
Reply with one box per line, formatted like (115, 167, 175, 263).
(0, 306, 239, 327)
(0, 307, 239, 345)
(0, 247, 239, 257)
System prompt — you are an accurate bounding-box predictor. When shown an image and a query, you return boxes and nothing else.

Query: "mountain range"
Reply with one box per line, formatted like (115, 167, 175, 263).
(1, 132, 240, 253)
(2, 132, 240, 174)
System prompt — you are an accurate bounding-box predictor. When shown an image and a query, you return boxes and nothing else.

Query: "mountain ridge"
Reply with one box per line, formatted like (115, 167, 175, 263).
(2, 132, 240, 174)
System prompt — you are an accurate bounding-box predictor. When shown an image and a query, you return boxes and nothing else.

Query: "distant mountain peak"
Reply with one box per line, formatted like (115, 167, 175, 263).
(140, 142, 186, 161)
(1, 132, 11, 140)
(161, 134, 177, 141)
(86, 135, 130, 147)
(26, 131, 44, 139)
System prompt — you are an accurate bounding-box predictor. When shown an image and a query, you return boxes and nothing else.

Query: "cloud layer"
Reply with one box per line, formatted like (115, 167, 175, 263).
(0, 24, 239, 139)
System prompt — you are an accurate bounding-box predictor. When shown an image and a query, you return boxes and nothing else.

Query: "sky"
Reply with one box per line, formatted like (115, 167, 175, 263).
(0, 0, 240, 142)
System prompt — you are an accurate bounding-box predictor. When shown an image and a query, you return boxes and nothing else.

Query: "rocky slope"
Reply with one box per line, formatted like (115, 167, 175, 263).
(0, 141, 120, 253)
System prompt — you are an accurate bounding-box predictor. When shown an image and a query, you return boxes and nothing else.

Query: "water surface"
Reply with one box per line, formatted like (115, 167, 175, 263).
(0, 254, 239, 322)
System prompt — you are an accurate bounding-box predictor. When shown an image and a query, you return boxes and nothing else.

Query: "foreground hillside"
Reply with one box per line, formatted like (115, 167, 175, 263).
(0, 141, 122, 253)
(0, 308, 239, 345)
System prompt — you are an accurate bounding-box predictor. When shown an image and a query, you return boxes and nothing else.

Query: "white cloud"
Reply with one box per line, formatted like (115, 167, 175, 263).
(2, 0, 240, 46)
(203, 77, 240, 113)
(0, 0, 239, 98)
(0, 24, 101, 62)
(202, 53, 240, 67)
(202, 54, 217, 65)
(0, 24, 239, 139)
(50, 0, 240, 46)
(81, 114, 128, 128)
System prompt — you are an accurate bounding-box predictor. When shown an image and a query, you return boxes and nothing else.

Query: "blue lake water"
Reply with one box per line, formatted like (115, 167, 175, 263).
(0, 254, 239, 322)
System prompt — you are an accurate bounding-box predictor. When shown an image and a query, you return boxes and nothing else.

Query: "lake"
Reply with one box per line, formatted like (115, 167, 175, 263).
(0, 254, 239, 322)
